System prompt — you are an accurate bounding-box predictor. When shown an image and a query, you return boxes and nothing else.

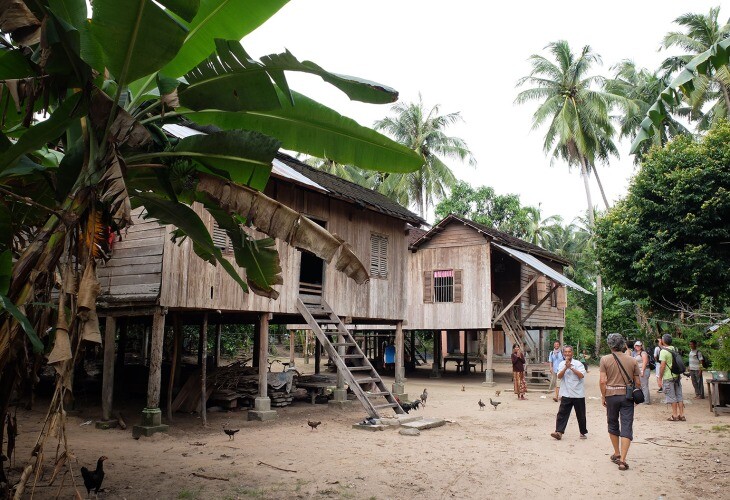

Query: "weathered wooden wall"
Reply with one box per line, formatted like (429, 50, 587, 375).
(159, 178, 409, 322)
(519, 261, 566, 328)
(98, 208, 165, 306)
(406, 225, 490, 330)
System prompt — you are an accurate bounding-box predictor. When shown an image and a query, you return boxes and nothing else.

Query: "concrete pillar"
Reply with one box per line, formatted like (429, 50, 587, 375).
(249, 313, 276, 421)
(392, 321, 406, 398)
(133, 308, 169, 438)
(483, 328, 496, 386)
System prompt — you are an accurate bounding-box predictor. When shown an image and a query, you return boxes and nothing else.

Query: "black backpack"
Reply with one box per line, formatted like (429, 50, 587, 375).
(698, 350, 711, 369)
(661, 347, 686, 375)
(645, 350, 656, 371)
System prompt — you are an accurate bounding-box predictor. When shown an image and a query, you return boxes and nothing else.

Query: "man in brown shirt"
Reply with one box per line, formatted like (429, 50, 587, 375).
(599, 333, 641, 471)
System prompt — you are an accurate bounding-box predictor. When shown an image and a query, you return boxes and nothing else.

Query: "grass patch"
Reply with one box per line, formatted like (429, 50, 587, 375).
(178, 489, 200, 500)
(711, 424, 730, 432)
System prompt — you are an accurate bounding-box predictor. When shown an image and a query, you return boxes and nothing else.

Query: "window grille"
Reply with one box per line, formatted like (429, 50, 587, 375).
(434, 269, 454, 302)
(370, 234, 388, 279)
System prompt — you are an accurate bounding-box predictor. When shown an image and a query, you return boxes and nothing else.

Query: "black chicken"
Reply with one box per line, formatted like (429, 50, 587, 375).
(478, 399, 486, 410)
(81, 456, 107, 496)
(489, 398, 501, 410)
(223, 428, 239, 440)
(307, 420, 321, 430)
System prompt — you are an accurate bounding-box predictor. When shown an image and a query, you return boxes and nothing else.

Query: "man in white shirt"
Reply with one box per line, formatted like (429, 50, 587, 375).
(551, 345, 587, 440)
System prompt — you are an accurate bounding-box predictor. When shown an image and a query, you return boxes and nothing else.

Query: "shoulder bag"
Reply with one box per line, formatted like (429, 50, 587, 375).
(612, 353, 645, 404)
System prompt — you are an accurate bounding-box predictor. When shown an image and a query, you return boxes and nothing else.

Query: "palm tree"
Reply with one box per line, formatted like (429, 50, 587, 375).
(374, 95, 476, 218)
(304, 157, 371, 186)
(515, 40, 618, 356)
(661, 7, 730, 130)
(606, 60, 690, 160)
(523, 204, 563, 247)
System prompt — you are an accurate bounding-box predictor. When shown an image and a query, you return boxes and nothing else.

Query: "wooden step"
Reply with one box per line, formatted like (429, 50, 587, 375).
(348, 366, 372, 371)
(373, 402, 400, 409)
(355, 377, 379, 384)
(341, 354, 365, 359)
(332, 342, 357, 347)
(366, 391, 391, 397)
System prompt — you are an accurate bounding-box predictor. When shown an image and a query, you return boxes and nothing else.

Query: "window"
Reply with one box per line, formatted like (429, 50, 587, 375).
(212, 223, 231, 253)
(423, 269, 462, 303)
(528, 275, 538, 304)
(370, 234, 388, 279)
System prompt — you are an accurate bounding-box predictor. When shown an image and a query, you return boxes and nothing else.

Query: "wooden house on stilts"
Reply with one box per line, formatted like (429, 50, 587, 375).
(96, 146, 425, 435)
(406, 214, 589, 385)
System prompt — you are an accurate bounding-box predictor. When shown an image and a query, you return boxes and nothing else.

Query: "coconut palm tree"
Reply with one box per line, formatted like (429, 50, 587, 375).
(606, 60, 690, 161)
(515, 40, 619, 356)
(304, 157, 371, 186)
(374, 95, 476, 218)
(661, 6, 730, 130)
(523, 205, 563, 247)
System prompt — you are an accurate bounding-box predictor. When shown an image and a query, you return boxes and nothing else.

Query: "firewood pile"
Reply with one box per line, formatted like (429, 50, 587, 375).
(171, 360, 302, 412)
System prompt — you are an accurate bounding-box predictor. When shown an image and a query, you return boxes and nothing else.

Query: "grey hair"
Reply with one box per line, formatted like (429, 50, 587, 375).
(607, 333, 626, 351)
(662, 333, 673, 346)
(562, 345, 573, 352)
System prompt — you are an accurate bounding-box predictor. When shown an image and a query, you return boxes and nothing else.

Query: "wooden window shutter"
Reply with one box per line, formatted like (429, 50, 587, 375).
(423, 271, 433, 303)
(557, 286, 567, 309)
(453, 269, 463, 303)
(212, 223, 228, 251)
(379, 235, 388, 278)
(528, 275, 537, 304)
(370, 235, 379, 277)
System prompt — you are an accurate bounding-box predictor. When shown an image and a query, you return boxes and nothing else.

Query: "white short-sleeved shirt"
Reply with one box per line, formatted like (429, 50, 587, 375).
(558, 359, 586, 398)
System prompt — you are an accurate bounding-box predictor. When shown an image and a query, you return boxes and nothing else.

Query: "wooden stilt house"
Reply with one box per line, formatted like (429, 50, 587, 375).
(95, 141, 425, 429)
(406, 214, 589, 383)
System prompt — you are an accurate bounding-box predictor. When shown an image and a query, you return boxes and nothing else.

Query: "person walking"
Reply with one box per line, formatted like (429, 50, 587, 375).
(512, 344, 527, 400)
(600, 333, 641, 472)
(548, 341, 564, 402)
(631, 341, 651, 404)
(551, 345, 587, 440)
(658, 334, 685, 421)
(688, 340, 705, 399)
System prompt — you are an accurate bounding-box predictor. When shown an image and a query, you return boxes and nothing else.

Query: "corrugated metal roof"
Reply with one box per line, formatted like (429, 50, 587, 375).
(493, 243, 590, 294)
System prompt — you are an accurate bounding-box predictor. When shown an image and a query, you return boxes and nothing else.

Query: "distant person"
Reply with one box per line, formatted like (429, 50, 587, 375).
(512, 344, 527, 400)
(631, 341, 651, 404)
(688, 340, 705, 399)
(658, 334, 685, 421)
(654, 339, 663, 393)
(579, 349, 590, 373)
(549, 341, 564, 402)
(551, 345, 587, 440)
(600, 333, 641, 472)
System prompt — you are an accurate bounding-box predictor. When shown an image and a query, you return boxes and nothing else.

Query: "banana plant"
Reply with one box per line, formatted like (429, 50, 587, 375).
(0, 0, 421, 489)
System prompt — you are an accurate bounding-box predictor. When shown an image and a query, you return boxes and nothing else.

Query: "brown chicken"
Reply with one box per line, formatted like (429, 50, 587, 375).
(307, 420, 321, 430)
(80, 456, 107, 496)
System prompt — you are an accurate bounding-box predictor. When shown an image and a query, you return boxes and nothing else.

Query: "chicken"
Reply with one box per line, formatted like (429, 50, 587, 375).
(489, 398, 501, 410)
(223, 428, 239, 440)
(420, 388, 428, 407)
(80, 456, 107, 496)
(495, 390, 501, 397)
(461, 385, 465, 392)
(411, 399, 421, 411)
(478, 399, 486, 410)
(307, 420, 321, 430)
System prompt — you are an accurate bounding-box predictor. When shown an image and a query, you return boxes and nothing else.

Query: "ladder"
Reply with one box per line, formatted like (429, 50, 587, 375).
(502, 309, 539, 364)
(296, 296, 404, 418)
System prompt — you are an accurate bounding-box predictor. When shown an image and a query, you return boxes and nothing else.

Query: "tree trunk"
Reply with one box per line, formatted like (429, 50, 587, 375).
(590, 163, 610, 210)
(595, 274, 603, 357)
(580, 156, 602, 357)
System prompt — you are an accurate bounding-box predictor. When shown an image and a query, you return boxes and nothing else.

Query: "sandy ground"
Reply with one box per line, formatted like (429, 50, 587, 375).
(7, 360, 730, 500)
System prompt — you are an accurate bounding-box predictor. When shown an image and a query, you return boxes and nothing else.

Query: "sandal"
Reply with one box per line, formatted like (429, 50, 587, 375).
(610, 454, 620, 464)
(679, 416, 686, 421)
(618, 461, 629, 471)
(550, 432, 562, 440)
(667, 416, 679, 421)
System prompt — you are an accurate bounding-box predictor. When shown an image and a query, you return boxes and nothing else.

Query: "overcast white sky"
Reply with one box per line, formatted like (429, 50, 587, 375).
(245, 1, 723, 224)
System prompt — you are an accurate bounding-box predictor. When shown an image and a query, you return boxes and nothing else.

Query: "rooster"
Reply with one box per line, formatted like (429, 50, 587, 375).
(478, 399, 486, 410)
(420, 388, 428, 407)
(307, 420, 321, 431)
(223, 428, 239, 440)
(489, 398, 501, 410)
(80, 456, 107, 496)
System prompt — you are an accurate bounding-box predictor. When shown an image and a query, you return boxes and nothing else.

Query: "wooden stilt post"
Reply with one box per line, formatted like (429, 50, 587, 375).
(304, 330, 310, 365)
(484, 328, 496, 386)
(201, 313, 208, 426)
(147, 308, 166, 409)
(197, 322, 204, 368)
(393, 321, 405, 396)
(289, 330, 295, 365)
(252, 318, 260, 368)
(101, 316, 116, 422)
(314, 336, 321, 374)
(558, 327, 564, 347)
(215, 321, 222, 368)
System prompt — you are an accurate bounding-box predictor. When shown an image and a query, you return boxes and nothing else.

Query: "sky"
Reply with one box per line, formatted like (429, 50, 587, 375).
(245, 0, 723, 224)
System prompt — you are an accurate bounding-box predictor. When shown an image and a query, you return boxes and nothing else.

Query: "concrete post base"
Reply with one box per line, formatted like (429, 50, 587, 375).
(132, 408, 169, 438)
(429, 369, 442, 379)
(328, 388, 352, 408)
(95, 419, 119, 430)
(392, 382, 407, 401)
(482, 369, 496, 386)
(248, 397, 277, 421)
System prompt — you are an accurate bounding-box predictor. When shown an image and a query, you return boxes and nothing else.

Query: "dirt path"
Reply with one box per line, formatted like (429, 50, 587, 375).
(8, 363, 730, 499)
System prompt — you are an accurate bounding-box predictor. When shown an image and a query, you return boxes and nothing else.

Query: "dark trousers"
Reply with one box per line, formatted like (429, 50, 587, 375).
(605, 394, 634, 441)
(690, 370, 704, 397)
(555, 396, 587, 435)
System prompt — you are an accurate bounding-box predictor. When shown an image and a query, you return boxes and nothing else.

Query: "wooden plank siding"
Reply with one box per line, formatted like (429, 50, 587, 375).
(97, 208, 165, 304)
(406, 245, 491, 330)
(519, 261, 566, 328)
(419, 223, 487, 249)
(158, 178, 409, 322)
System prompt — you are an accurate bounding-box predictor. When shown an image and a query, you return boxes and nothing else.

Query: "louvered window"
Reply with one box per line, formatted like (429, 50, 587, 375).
(370, 233, 388, 279)
(212, 223, 231, 253)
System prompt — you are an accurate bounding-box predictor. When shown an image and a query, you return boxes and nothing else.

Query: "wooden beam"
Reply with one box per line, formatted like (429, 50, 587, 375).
(522, 282, 560, 323)
(201, 313, 208, 426)
(492, 274, 540, 325)
(258, 313, 269, 398)
(102, 316, 116, 421)
(146, 308, 166, 408)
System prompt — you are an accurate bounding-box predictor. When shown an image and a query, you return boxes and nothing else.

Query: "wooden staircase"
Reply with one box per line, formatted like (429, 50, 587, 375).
(296, 296, 404, 418)
(501, 308, 540, 364)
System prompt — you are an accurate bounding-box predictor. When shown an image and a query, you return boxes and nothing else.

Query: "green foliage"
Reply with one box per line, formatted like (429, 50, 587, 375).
(708, 324, 730, 372)
(597, 121, 730, 308)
